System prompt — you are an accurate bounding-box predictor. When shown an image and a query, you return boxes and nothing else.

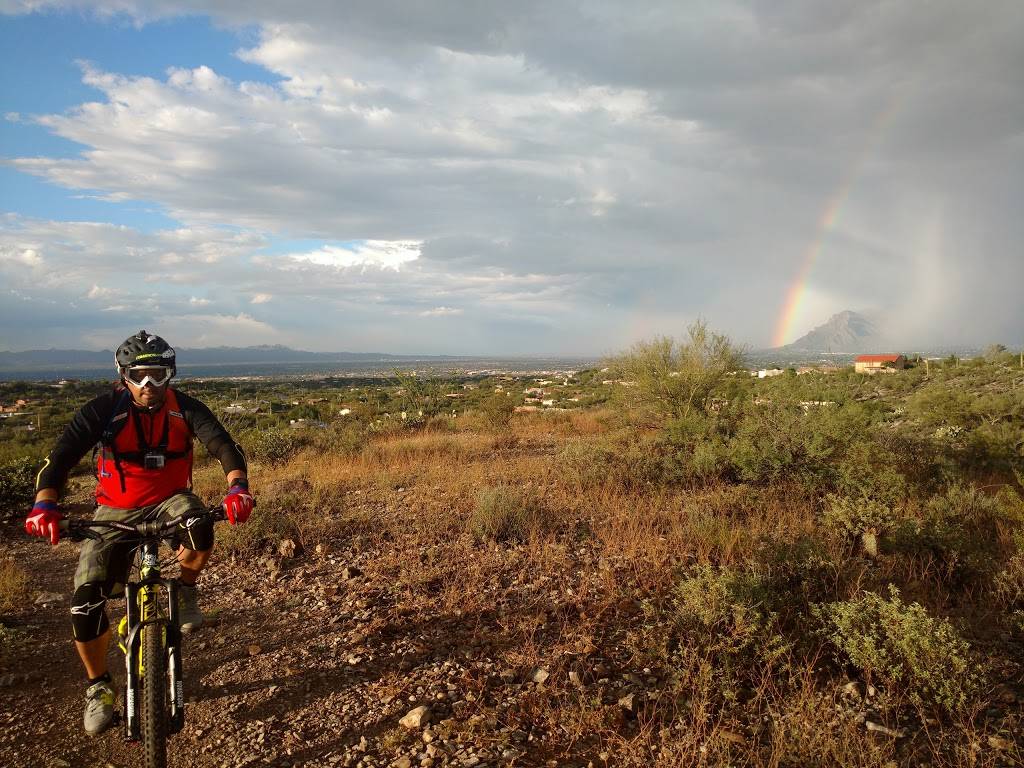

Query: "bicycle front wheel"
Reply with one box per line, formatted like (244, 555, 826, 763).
(141, 622, 168, 768)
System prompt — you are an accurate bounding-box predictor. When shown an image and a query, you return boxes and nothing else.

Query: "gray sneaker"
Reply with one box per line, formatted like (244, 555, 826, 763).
(177, 581, 204, 632)
(84, 679, 116, 735)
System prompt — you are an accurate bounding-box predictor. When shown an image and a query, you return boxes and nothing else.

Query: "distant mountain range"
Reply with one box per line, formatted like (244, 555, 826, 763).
(0, 345, 449, 370)
(780, 310, 884, 352)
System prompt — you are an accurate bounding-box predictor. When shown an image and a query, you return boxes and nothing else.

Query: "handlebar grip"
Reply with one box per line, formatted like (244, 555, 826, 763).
(57, 519, 100, 541)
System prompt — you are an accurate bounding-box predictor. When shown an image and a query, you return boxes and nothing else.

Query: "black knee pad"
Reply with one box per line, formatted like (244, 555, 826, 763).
(176, 515, 214, 551)
(71, 582, 110, 642)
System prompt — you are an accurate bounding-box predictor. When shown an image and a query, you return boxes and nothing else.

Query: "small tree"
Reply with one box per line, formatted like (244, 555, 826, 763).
(985, 343, 1008, 362)
(606, 320, 744, 425)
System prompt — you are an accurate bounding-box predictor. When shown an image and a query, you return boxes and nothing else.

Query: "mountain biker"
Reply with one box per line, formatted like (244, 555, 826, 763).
(24, 330, 254, 736)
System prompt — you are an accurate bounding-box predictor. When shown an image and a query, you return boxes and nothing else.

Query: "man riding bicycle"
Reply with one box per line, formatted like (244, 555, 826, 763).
(24, 330, 255, 736)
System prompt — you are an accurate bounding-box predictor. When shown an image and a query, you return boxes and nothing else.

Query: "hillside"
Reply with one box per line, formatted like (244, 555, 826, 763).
(0, 346, 431, 370)
(2, 349, 1023, 767)
(782, 310, 883, 352)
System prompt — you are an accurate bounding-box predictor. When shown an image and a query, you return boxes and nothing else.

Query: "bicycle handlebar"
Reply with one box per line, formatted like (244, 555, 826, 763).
(58, 505, 226, 541)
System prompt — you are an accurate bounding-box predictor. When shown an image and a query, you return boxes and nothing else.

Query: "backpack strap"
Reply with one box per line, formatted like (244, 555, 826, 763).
(94, 389, 132, 493)
(112, 391, 191, 465)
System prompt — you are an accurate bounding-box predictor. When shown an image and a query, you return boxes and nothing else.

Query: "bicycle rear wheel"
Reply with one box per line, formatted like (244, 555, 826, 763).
(141, 622, 168, 768)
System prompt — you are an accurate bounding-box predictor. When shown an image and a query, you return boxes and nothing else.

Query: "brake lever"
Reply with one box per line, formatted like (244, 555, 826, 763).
(65, 527, 103, 542)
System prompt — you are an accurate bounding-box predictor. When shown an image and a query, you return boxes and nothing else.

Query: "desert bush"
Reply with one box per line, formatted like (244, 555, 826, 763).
(0, 456, 38, 518)
(963, 421, 1024, 475)
(830, 439, 913, 504)
(216, 492, 304, 556)
(821, 495, 893, 539)
(310, 422, 367, 456)
(754, 537, 851, 629)
(816, 585, 982, 715)
(241, 427, 309, 464)
(723, 401, 917, 502)
(820, 494, 903, 557)
(475, 393, 515, 432)
(423, 414, 458, 433)
(662, 411, 730, 483)
(893, 484, 1007, 583)
(671, 564, 790, 667)
(994, 532, 1024, 609)
(907, 386, 975, 428)
(469, 486, 545, 543)
(605, 320, 743, 425)
(727, 402, 840, 488)
(0, 557, 29, 615)
(558, 434, 665, 491)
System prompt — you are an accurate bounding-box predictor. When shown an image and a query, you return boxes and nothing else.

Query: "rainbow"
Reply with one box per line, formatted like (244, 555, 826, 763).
(772, 101, 898, 348)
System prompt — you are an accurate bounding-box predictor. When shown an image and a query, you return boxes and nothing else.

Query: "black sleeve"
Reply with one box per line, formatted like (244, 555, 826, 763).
(36, 392, 117, 493)
(175, 391, 248, 476)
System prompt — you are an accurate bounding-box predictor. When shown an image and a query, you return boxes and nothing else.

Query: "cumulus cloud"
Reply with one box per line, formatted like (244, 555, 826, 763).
(86, 284, 117, 299)
(2, 1, 1023, 349)
(165, 312, 284, 347)
(286, 240, 421, 270)
(419, 306, 463, 317)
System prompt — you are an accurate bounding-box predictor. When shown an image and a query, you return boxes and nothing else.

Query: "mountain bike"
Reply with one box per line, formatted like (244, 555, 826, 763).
(61, 505, 225, 768)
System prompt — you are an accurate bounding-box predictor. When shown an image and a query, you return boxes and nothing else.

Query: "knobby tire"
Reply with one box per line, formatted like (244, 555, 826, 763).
(141, 622, 168, 768)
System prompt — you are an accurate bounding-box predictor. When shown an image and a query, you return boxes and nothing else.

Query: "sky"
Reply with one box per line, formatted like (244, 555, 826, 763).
(1, 1, 1022, 354)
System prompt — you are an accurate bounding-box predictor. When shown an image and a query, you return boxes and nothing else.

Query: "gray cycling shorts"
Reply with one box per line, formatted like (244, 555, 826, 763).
(73, 491, 213, 591)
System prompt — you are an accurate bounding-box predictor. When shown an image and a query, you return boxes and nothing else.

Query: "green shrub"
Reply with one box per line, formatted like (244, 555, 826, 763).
(216, 493, 304, 556)
(907, 386, 975, 429)
(558, 435, 665, 491)
(0, 457, 38, 518)
(662, 411, 730, 483)
(893, 484, 1006, 583)
(727, 402, 838, 487)
(469, 486, 545, 543)
(754, 537, 850, 632)
(672, 564, 790, 665)
(310, 422, 366, 456)
(821, 494, 894, 539)
(820, 494, 904, 557)
(816, 585, 981, 715)
(831, 438, 913, 504)
(605, 321, 743, 425)
(964, 422, 1024, 475)
(475, 393, 515, 432)
(240, 427, 309, 464)
(994, 532, 1024, 609)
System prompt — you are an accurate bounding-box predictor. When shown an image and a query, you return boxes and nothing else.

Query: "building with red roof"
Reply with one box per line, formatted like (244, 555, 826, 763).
(854, 354, 906, 374)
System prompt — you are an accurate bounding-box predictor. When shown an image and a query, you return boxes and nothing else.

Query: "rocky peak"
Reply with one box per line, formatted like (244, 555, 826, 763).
(783, 310, 880, 352)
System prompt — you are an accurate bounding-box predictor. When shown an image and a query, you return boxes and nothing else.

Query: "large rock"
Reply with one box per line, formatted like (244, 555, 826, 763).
(400, 706, 432, 730)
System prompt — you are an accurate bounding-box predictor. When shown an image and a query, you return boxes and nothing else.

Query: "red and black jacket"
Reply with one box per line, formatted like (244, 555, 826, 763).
(37, 386, 246, 509)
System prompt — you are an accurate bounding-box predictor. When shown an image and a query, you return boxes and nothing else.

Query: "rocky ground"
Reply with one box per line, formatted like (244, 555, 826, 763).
(0, 488, 639, 768)
(2, 430, 1022, 767)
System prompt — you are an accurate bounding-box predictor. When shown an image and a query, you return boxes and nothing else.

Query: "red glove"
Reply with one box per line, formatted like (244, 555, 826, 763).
(26, 500, 62, 545)
(222, 480, 253, 525)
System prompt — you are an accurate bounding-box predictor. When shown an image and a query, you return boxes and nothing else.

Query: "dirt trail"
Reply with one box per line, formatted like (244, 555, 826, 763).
(2, 517, 560, 768)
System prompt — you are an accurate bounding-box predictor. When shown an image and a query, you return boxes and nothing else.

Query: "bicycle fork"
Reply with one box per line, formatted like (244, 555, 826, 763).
(121, 547, 187, 740)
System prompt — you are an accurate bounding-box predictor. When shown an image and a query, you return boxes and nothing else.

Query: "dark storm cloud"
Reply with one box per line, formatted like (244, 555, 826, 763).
(2, 0, 1022, 349)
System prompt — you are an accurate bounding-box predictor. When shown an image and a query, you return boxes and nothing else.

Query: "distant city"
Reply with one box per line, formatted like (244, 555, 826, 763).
(0, 344, 989, 383)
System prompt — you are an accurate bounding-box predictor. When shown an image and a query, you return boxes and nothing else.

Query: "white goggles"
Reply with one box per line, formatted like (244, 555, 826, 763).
(123, 365, 173, 387)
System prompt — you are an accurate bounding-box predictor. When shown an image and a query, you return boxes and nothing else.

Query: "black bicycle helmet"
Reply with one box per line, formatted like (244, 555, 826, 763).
(114, 330, 176, 374)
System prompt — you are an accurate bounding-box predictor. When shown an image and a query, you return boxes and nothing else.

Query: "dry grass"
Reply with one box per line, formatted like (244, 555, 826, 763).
(0, 556, 29, 615)
(221, 410, 1023, 766)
